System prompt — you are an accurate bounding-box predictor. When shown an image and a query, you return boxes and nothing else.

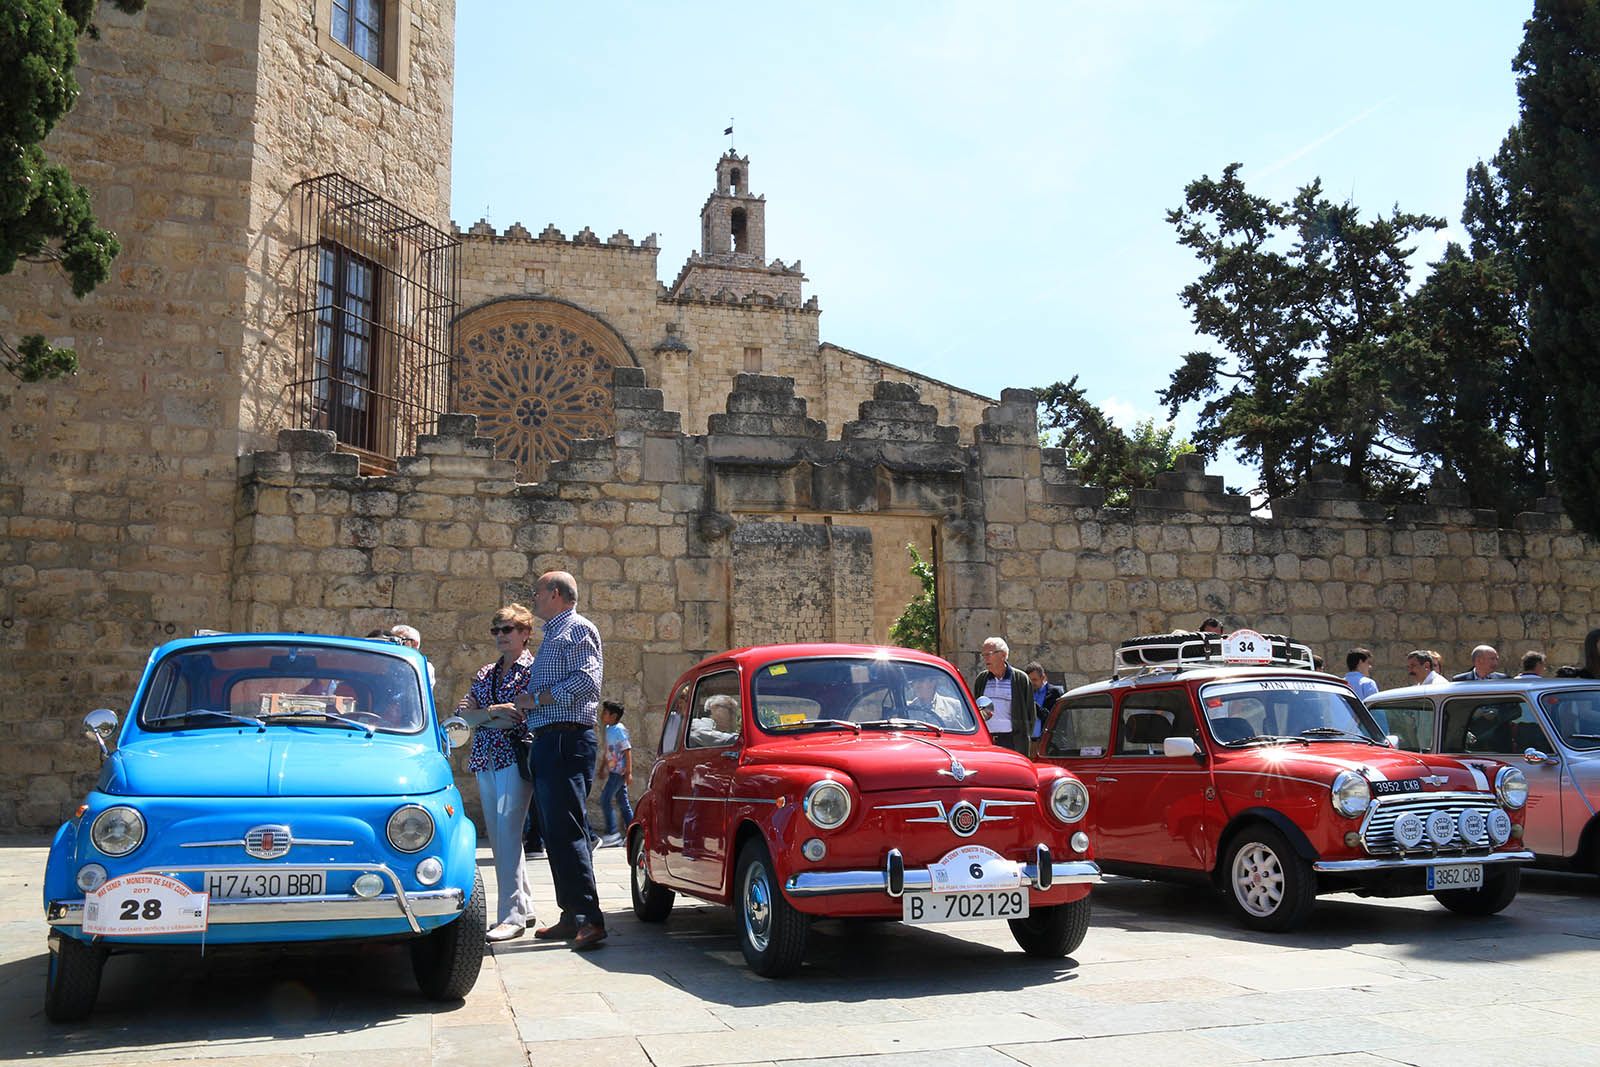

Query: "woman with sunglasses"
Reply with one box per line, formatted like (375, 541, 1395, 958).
(455, 603, 538, 941)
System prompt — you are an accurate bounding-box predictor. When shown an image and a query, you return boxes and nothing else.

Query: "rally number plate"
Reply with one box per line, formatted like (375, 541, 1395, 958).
(901, 889, 1028, 925)
(1426, 864, 1484, 891)
(205, 869, 327, 899)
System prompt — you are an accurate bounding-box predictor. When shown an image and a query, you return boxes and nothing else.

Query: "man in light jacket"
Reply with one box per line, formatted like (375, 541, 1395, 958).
(970, 637, 1034, 755)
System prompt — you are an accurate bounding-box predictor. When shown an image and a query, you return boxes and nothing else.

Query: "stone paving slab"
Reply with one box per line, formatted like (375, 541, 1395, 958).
(2, 838, 1599, 1065)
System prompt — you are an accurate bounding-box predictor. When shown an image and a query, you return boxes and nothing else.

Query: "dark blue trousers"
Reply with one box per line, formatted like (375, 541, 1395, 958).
(529, 726, 603, 928)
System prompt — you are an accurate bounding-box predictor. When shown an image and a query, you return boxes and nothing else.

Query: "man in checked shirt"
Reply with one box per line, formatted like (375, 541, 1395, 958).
(514, 571, 608, 949)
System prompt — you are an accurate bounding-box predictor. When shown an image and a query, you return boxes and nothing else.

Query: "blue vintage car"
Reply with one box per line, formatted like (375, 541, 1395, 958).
(42, 633, 484, 1021)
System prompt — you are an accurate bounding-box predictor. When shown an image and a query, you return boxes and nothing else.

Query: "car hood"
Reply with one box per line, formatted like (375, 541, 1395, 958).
(746, 735, 1041, 792)
(1236, 743, 1494, 791)
(104, 731, 449, 797)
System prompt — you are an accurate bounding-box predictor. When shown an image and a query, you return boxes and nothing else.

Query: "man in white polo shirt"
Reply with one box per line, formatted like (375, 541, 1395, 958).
(969, 636, 1035, 755)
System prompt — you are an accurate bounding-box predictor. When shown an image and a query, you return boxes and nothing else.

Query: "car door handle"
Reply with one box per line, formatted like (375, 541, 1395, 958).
(1096, 776, 1118, 783)
(719, 749, 739, 760)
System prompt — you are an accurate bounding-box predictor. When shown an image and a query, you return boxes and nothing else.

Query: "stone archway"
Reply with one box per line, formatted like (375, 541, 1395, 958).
(451, 298, 638, 480)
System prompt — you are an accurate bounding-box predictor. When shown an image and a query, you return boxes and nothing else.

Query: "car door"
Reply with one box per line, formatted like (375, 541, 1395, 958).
(662, 670, 741, 890)
(1093, 687, 1218, 871)
(1039, 692, 1116, 820)
(1441, 694, 1564, 857)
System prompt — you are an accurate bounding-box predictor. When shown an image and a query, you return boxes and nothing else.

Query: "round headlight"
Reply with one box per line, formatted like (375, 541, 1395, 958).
(90, 806, 146, 857)
(1393, 812, 1426, 849)
(1330, 771, 1372, 818)
(1426, 810, 1456, 846)
(76, 863, 108, 892)
(803, 780, 852, 830)
(416, 857, 444, 886)
(1487, 808, 1512, 845)
(387, 804, 434, 853)
(1049, 777, 1089, 823)
(1495, 767, 1529, 810)
(1458, 809, 1487, 846)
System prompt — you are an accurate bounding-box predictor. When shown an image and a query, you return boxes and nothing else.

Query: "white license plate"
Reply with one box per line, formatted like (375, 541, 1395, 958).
(1426, 864, 1484, 891)
(205, 869, 326, 899)
(901, 889, 1029, 925)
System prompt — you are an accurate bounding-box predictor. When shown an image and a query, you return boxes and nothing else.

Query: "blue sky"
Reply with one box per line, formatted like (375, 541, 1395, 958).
(451, 2, 1531, 491)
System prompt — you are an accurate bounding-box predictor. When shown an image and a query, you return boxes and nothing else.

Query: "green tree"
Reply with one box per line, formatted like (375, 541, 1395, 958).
(1501, 0, 1600, 537)
(1036, 377, 1195, 505)
(887, 543, 937, 654)
(2, 0, 145, 381)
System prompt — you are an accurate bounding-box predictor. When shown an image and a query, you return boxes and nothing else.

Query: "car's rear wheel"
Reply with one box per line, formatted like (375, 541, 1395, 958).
(44, 932, 105, 1023)
(1433, 864, 1521, 916)
(734, 838, 809, 977)
(630, 831, 674, 922)
(1223, 826, 1317, 931)
(411, 872, 486, 1000)
(1008, 895, 1091, 957)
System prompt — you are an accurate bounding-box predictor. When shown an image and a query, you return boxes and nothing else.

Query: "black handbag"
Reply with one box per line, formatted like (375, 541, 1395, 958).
(510, 730, 534, 781)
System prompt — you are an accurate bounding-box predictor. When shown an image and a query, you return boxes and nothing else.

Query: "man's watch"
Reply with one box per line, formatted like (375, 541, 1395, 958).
(532, 691, 542, 708)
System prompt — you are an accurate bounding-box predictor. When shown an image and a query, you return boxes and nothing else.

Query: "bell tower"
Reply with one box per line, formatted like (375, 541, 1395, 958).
(670, 151, 804, 304)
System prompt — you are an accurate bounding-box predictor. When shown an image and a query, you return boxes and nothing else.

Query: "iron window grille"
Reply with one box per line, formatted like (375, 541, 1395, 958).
(289, 173, 457, 466)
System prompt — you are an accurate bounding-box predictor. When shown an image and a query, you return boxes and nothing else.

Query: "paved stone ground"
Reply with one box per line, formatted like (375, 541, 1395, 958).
(3, 837, 1599, 1065)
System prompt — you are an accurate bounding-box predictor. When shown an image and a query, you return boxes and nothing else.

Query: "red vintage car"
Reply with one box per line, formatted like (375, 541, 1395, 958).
(628, 644, 1101, 976)
(1036, 631, 1533, 931)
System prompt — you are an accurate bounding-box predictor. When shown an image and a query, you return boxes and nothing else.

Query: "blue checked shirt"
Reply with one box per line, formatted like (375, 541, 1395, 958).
(524, 606, 603, 730)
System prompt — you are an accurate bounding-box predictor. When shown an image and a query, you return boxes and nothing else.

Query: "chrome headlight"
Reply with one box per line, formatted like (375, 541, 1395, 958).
(1048, 777, 1089, 823)
(803, 780, 852, 830)
(1495, 766, 1529, 810)
(1330, 771, 1372, 818)
(90, 806, 146, 857)
(387, 804, 435, 853)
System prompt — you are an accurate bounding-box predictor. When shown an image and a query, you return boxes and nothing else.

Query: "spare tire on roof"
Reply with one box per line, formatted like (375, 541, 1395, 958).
(1118, 631, 1220, 664)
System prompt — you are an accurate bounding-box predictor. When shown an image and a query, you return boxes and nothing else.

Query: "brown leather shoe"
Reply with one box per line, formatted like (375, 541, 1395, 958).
(572, 922, 608, 951)
(534, 919, 576, 940)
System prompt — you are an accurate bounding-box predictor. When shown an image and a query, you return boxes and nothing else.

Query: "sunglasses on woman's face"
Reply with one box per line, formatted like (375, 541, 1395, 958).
(489, 625, 517, 635)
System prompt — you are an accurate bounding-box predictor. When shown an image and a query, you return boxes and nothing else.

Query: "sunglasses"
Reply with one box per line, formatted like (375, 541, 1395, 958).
(489, 625, 518, 635)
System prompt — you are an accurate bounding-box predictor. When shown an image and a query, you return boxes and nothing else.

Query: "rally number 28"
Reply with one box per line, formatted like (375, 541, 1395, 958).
(119, 898, 162, 921)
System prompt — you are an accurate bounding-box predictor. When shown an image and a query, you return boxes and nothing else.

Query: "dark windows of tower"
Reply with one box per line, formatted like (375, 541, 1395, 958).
(333, 0, 384, 68)
(731, 207, 747, 252)
(730, 168, 742, 192)
(314, 243, 382, 452)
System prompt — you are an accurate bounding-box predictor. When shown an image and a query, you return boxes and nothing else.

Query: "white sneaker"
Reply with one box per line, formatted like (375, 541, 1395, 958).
(486, 921, 525, 942)
(599, 833, 623, 848)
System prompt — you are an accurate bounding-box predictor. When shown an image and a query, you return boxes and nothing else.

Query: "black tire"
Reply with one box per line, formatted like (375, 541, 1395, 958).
(630, 830, 674, 922)
(1222, 825, 1317, 932)
(1433, 864, 1521, 916)
(733, 838, 809, 977)
(44, 932, 105, 1023)
(1008, 895, 1091, 957)
(411, 873, 486, 1000)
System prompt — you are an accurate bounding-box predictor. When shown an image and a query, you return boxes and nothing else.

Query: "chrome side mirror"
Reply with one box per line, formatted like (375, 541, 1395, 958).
(1386, 734, 1402, 748)
(83, 708, 119, 760)
(1523, 747, 1554, 765)
(441, 716, 471, 751)
(1163, 736, 1199, 759)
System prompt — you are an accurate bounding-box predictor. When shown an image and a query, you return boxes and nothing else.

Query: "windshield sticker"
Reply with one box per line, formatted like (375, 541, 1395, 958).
(766, 664, 787, 676)
(778, 712, 806, 725)
(1203, 680, 1350, 698)
(1081, 746, 1104, 757)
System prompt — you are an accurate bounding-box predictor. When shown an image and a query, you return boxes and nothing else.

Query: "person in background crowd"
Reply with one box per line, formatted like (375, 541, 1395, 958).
(970, 637, 1034, 755)
(1313, 655, 1325, 672)
(595, 700, 632, 848)
(1518, 651, 1547, 678)
(1199, 618, 1224, 635)
(1344, 648, 1379, 699)
(1427, 650, 1447, 679)
(1025, 662, 1065, 742)
(1555, 628, 1600, 678)
(514, 571, 608, 951)
(391, 622, 437, 691)
(1453, 645, 1507, 681)
(456, 604, 537, 943)
(1405, 650, 1448, 687)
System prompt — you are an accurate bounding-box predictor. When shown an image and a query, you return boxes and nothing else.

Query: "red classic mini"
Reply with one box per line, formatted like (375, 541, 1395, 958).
(628, 644, 1101, 976)
(1037, 631, 1533, 931)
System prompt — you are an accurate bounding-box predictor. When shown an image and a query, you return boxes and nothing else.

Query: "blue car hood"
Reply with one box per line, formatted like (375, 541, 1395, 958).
(105, 731, 449, 797)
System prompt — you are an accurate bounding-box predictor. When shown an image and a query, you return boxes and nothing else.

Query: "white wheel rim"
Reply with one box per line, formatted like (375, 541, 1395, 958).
(742, 859, 773, 952)
(1232, 841, 1285, 917)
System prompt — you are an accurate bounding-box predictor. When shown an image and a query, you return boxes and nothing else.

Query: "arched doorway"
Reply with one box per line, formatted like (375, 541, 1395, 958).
(451, 297, 638, 480)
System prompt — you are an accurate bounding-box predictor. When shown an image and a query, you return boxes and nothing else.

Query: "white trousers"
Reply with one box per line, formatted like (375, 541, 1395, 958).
(475, 763, 534, 927)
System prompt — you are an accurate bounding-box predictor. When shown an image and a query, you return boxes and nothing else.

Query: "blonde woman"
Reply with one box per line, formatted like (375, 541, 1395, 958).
(456, 603, 536, 942)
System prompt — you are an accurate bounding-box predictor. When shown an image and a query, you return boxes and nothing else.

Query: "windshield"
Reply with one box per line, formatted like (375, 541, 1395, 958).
(1541, 688, 1600, 751)
(1199, 679, 1386, 744)
(752, 656, 978, 735)
(138, 643, 427, 733)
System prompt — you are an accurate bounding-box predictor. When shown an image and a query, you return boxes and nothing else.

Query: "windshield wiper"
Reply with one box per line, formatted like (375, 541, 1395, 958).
(160, 709, 266, 731)
(1299, 727, 1383, 744)
(266, 709, 374, 737)
(861, 718, 943, 736)
(783, 719, 861, 733)
(1223, 734, 1307, 747)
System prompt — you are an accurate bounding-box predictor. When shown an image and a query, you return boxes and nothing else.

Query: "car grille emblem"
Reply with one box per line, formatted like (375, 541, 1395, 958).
(245, 825, 292, 859)
(948, 801, 980, 837)
(1420, 775, 1449, 787)
(940, 757, 973, 782)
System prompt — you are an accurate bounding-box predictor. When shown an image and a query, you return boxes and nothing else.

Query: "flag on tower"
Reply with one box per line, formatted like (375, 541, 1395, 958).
(724, 126, 733, 135)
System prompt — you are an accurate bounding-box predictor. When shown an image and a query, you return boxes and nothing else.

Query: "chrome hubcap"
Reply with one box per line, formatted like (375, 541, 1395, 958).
(1232, 842, 1285, 917)
(633, 844, 649, 895)
(743, 860, 772, 951)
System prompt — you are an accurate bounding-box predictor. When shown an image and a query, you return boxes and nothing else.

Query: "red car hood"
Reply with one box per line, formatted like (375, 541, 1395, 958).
(1251, 743, 1494, 791)
(745, 734, 1041, 792)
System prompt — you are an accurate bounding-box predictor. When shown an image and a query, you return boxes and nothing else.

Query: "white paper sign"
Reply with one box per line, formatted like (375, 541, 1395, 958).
(929, 844, 1024, 893)
(84, 873, 209, 936)
(1221, 628, 1272, 665)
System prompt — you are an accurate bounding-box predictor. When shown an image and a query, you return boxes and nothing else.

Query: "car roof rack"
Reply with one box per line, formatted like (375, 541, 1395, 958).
(1113, 630, 1316, 677)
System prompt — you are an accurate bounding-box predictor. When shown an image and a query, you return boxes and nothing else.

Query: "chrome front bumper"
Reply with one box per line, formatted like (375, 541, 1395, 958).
(46, 862, 465, 935)
(784, 845, 1102, 899)
(1313, 850, 1534, 874)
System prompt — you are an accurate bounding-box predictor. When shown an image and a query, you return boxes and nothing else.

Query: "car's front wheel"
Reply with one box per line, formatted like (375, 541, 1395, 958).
(411, 873, 486, 1000)
(1223, 826, 1317, 931)
(630, 831, 674, 922)
(1433, 864, 1521, 916)
(44, 932, 105, 1023)
(1008, 896, 1091, 957)
(733, 838, 809, 977)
